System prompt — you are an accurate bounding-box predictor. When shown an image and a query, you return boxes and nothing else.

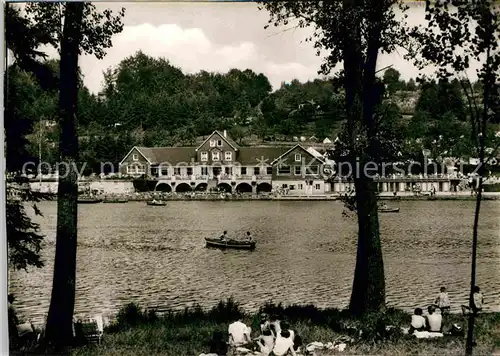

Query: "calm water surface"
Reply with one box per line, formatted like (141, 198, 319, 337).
(9, 200, 500, 325)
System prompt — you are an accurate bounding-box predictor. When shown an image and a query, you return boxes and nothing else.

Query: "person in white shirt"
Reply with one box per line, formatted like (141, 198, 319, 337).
(426, 305, 443, 332)
(269, 315, 281, 336)
(279, 321, 295, 342)
(272, 329, 296, 356)
(255, 327, 275, 356)
(409, 308, 426, 334)
(434, 287, 450, 314)
(228, 318, 251, 347)
(462, 286, 484, 316)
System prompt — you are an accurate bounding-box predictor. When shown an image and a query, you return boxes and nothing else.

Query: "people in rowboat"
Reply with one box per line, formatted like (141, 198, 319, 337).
(219, 231, 228, 242)
(246, 231, 253, 242)
(381, 203, 388, 209)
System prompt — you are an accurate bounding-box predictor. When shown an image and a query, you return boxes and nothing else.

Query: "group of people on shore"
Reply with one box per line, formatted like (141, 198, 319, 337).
(409, 286, 484, 335)
(204, 314, 302, 356)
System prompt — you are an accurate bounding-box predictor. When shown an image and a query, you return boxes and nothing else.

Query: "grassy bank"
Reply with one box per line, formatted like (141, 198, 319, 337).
(70, 299, 500, 356)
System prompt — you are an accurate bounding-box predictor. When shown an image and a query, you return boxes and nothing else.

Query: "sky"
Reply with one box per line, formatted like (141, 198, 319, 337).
(31, 1, 479, 93)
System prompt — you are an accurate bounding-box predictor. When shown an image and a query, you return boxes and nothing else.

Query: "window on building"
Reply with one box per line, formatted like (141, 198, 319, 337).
(127, 164, 145, 174)
(132, 153, 139, 161)
(225, 152, 232, 161)
(295, 154, 301, 162)
(210, 140, 216, 147)
(241, 167, 247, 175)
(289, 185, 295, 190)
(294, 166, 301, 175)
(278, 165, 291, 174)
(212, 151, 220, 161)
(160, 167, 169, 176)
(266, 167, 272, 175)
(254, 167, 260, 175)
(201, 167, 208, 175)
(282, 184, 288, 188)
(225, 166, 232, 175)
(315, 183, 321, 190)
(298, 184, 303, 190)
(307, 165, 319, 174)
(187, 167, 193, 176)
(201, 152, 208, 161)
(174, 167, 181, 175)
(217, 139, 222, 147)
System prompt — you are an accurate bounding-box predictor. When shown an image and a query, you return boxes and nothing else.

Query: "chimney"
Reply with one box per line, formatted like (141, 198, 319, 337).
(223, 130, 227, 138)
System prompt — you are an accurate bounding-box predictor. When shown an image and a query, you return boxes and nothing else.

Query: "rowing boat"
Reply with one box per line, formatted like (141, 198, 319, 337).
(103, 199, 129, 203)
(205, 237, 256, 250)
(378, 207, 400, 213)
(78, 197, 103, 204)
(146, 200, 166, 206)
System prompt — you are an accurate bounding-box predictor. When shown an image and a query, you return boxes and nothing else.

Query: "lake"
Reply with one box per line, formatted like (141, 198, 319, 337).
(9, 200, 500, 325)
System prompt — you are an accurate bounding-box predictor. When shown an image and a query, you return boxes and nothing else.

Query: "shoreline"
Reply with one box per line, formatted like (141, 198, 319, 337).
(39, 192, 500, 202)
(61, 300, 500, 356)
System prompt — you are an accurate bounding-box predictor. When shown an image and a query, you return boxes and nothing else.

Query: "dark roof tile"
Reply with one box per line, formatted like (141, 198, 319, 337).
(236, 147, 290, 166)
(136, 147, 196, 165)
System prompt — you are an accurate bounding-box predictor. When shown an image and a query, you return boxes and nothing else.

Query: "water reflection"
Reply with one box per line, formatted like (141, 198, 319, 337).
(9, 200, 500, 325)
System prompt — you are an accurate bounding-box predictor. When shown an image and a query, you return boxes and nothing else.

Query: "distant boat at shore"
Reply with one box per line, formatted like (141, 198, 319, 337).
(103, 198, 129, 203)
(205, 237, 256, 250)
(78, 197, 103, 204)
(378, 207, 400, 213)
(146, 200, 166, 206)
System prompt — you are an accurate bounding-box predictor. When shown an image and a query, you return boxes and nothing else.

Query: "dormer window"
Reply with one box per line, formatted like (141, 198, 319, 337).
(210, 140, 216, 147)
(201, 152, 208, 161)
(295, 154, 301, 162)
(224, 152, 232, 161)
(212, 151, 220, 161)
(132, 154, 139, 161)
(217, 139, 222, 147)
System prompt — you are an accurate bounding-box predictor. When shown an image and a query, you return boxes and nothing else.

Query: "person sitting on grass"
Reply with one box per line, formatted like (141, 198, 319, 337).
(269, 315, 281, 335)
(462, 286, 484, 316)
(409, 308, 426, 334)
(279, 321, 295, 342)
(426, 305, 443, 332)
(209, 331, 228, 356)
(259, 313, 270, 332)
(272, 329, 297, 356)
(254, 326, 275, 356)
(434, 286, 451, 314)
(228, 317, 252, 347)
(292, 334, 303, 354)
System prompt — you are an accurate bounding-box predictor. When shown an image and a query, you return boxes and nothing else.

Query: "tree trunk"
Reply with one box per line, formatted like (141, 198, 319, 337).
(465, 174, 483, 355)
(342, 0, 386, 315)
(465, 35, 492, 355)
(44, 3, 84, 348)
(350, 175, 385, 314)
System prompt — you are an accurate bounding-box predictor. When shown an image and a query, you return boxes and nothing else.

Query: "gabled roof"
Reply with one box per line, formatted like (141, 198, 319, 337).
(237, 147, 290, 166)
(270, 144, 325, 165)
(195, 130, 239, 152)
(119, 146, 152, 165)
(121, 147, 196, 165)
(306, 147, 323, 158)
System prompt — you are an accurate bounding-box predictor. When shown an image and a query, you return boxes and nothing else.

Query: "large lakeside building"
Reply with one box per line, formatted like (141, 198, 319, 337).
(118, 130, 465, 195)
(119, 130, 329, 194)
